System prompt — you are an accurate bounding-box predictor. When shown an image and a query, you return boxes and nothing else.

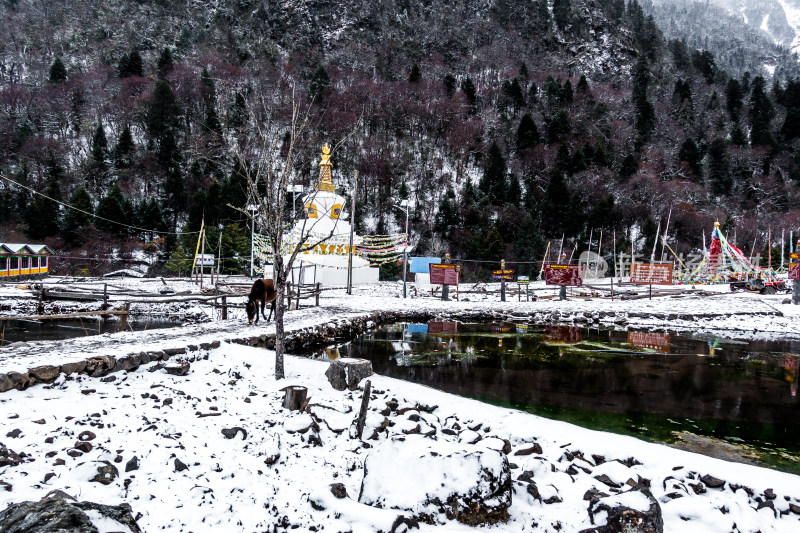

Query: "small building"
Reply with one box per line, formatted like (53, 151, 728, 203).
(0, 243, 53, 277)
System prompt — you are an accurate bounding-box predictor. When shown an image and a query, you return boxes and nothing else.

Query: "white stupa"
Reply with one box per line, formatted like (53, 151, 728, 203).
(281, 144, 379, 286)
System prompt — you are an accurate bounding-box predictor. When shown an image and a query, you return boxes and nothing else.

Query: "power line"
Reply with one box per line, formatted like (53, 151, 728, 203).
(0, 173, 200, 236)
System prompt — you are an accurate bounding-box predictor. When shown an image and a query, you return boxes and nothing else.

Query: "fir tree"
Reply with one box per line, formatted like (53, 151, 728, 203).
(309, 65, 331, 100)
(228, 92, 247, 130)
(678, 138, 702, 179)
(553, 0, 571, 31)
(114, 125, 135, 168)
(479, 141, 507, 204)
(461, 77, 477, 111)
(541, 169, 572, 237)
(157, 47, 174, 79)
(619, 154, 639, 180)
(409, 63, 421, 83)
(516, 113, 540, 150)
(443, 74, 457, 98)
(576, 74, 589, 93)
(96, 183, 133, 237)
(708, 138, 732, 195)
(91, 124, 108, 166)
(48, 57, 67, 83)
(62, 187, 93, 244)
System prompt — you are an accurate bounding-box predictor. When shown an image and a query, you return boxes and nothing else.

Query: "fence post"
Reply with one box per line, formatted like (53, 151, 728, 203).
(222, 296, 228, 320)
(120, 302, 130, 330)
(103, 283, 108, 308)
(316, 283, 320, 306)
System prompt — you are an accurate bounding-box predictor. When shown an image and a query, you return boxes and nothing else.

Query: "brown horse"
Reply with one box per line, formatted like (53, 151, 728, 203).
(246, 279, 277, 324)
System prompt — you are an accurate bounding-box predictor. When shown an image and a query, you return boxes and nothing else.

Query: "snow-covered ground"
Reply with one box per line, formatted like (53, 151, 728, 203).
(1, 277, 799, 532)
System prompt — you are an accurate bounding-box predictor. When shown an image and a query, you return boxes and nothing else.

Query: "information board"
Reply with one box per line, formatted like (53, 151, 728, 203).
(196, 254, 215, 266)
(429, 264, 460, 286)
(544, 263, 583, 286)
(630, 262, 673, 285)
(491, 269, 515, 280)
(790, 263, 800, 280)
(517, 276, 530, 284)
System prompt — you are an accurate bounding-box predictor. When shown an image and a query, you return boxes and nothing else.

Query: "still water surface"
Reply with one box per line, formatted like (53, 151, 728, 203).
(327, 321, 800, 472)
(0, 317, 181, 345)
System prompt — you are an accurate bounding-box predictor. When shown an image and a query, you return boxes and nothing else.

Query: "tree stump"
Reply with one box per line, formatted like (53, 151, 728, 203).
(325, 358, 374, 391)
(282, 386, 308, 410)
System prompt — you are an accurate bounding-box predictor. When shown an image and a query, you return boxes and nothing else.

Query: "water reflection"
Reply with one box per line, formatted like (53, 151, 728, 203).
(0, 317, 181, 345)
(331, 321, 800, 467)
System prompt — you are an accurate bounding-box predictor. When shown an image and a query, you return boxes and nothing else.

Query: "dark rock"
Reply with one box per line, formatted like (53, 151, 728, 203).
(0, 443, 23, 467)
(580, 485, 663, 533)
(60, 361, 87, 376)
(86, 356, 115, 377)
(0, 480, 10, 492)
(514, 443, 543, 456)
(44, 437, 54, 444)
(526, 481, 542, 503)
(80, 389, 95, 395)
(45, 451, 57, 458)
(0, 373, 12, 393)
(544, 495, 562, 504)
(699, 474, 725, 489)
(163, 347, 186, 356)
(763, 488, 776, 500)
(78, 431, 96, 442)
(29, 365, 59, 383)
(689, 483, 706, 495)
(5, 372, 33, 391)
(789, 503, 800, 515)
(125, 456, 139, 472)
(325, 358, 374, 391)
(517, 471, 534, 484)
(33, 419, 45, 425)
(330, 483, 348, 499)
(90, 461, 118, 485)
(221, 427, 247, 440)
(583, 487, 610, 503)
(592, 454, 605, 465)
(74, 441, 93, 453)
(0, 490, 144, 533)
(174, 458, 189, 472)
(594, 474, 621, 489)
(165, 360, 190, 376)
(5, 429, 21, 439)
(66, 449, 83, 458)
(43, 473, 56, 483)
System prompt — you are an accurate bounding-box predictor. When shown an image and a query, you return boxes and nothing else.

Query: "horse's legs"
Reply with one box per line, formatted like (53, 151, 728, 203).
(261, 299, 267, 321)
(267, 299, 275, 323)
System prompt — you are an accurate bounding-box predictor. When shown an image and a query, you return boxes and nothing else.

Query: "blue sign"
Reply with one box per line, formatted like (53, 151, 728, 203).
(409, 256, 441, 274)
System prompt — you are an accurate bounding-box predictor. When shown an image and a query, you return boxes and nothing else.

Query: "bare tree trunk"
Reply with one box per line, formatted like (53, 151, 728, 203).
(273, 255, 287, 380)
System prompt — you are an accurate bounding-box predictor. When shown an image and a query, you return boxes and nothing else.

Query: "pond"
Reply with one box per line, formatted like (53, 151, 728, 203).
(0, 316, 183, 345)
(323, 321, 800, 474)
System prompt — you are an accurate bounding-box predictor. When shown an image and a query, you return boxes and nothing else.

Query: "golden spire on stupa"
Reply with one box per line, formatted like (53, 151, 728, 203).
(317, 143, 335, 192)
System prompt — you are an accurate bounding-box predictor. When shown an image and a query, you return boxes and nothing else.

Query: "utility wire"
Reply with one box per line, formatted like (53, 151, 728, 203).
(0, 173, 201, 236)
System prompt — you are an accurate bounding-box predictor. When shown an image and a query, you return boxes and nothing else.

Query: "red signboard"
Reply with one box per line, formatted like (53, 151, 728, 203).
(491, 269, 515, 280)
(544, 263, 583, 286)
(429, 264, 460, 286)
(630, 263, 673, 285)
(789, 263, 800, 281)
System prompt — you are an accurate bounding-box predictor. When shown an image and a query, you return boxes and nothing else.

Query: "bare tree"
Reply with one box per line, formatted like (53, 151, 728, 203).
(230, 84, 352, 379)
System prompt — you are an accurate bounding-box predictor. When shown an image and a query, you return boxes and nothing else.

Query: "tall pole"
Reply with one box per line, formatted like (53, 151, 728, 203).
(249, 208, 255, 280)
(200, 222, 205, 291)
(347, 171, 357, 295)
(403, 201, 409, 299)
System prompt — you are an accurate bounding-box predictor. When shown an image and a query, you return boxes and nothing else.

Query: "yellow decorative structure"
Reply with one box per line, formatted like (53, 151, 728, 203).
(317, 143, 335, 192)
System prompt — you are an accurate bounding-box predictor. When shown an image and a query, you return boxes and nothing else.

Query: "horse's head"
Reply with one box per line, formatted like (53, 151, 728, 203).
(245, 299, 256, 324)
